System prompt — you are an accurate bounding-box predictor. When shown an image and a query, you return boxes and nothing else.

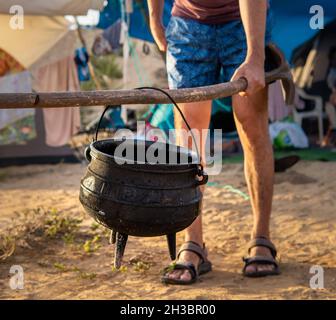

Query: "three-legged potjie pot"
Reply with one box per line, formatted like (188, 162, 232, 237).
(79, 138, 207, 268)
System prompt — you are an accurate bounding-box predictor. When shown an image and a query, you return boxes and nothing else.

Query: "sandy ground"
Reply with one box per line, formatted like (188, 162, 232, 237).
(0, 161, 335, 300)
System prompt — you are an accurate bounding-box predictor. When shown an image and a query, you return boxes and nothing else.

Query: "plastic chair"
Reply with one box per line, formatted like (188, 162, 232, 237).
(292, 88, 324, 144)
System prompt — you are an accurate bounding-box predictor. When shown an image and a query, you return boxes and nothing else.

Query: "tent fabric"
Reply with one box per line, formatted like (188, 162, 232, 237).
(0, 71, 36, 146)
(32, 29, 77, 72)
(0, 13, 81, 149)
(0, 0, 105, 16)
(0, 71, 34, 131)
(0, 15, 77, 69)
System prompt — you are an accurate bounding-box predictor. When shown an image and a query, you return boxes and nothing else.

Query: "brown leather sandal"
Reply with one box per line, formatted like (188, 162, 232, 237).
(161, 241, 212, 285)
(242, 237, 281, 278)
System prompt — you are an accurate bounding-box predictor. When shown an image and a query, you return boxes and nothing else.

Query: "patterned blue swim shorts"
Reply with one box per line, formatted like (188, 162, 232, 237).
(166, 15, 273, 89)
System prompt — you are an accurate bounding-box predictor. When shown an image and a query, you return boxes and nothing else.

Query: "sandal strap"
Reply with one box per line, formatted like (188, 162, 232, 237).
(247, 237, 277, 258)
(164, 262, 197, 279)
(243, 255, 279, 271)
(177, 241, 208, 262)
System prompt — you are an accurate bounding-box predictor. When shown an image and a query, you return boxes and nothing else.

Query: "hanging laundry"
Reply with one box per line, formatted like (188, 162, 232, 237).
(92, 19, 122, 56)
(268, 81, 305, 122)
(97, 0, 121, 29)
(268, 81, 290, 122)
(74, 47, 90, 82)
(96, 0, 173, 42)
(33, 56, 81, 147)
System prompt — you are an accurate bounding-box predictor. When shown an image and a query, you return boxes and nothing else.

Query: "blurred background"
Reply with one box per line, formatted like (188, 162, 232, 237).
(0, 0, 336, 165)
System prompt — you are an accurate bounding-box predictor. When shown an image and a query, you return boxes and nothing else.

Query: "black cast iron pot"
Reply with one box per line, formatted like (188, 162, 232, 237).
(79, 101, 208, 267)
(80, 138, 207, 237)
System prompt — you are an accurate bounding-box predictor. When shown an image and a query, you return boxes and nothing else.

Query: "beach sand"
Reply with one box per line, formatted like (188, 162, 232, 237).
(0, 161, 335, 300)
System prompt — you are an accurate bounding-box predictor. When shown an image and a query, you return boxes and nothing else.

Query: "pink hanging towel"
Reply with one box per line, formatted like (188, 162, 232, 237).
(33, 56, 81, 147)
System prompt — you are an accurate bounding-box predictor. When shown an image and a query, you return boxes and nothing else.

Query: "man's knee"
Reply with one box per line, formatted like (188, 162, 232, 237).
(174, 101, 212, 129)
(233, 94, 269, 144)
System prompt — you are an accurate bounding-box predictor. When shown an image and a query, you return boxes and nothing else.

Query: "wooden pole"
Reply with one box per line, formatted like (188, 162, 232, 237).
(0, 65, 294, 109)
(0, 78, 247, 109)
(0, 43, 294, 109)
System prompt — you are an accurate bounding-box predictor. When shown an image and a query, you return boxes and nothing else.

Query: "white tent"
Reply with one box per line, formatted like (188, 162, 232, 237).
(0, 1, 105, 165)
(0, 0, 105, 70)
(0, 15, 76, 71)
(0, 0, 104, 16)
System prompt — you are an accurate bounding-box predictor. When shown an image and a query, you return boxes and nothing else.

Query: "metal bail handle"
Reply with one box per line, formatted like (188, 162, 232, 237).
(87, 87, 209, 187)
(137, 87, 209, 188)
(94, 104, 119, 142)
(136, 87, 203, 166)
(84, 104, 119, 162)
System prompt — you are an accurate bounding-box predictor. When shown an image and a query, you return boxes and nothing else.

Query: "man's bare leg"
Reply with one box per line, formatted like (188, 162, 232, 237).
(233, 87, 275, 273)
(167, 100, 212, 282)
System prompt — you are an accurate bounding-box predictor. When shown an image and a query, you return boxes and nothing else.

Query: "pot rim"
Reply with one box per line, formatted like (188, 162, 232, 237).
(89, 138, 200, 170)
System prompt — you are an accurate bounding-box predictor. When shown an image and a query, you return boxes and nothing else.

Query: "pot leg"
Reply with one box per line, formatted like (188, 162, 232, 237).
(166, 233, 176, 260)
(109, 229, 116, 245)
(114, 232, 128, 269)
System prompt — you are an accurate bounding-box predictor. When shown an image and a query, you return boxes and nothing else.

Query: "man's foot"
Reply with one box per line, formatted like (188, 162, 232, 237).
(243, 237, 280, 277)
(162, 241, 212, 285)
(244, 246, 276, 274)
(166, 248, 201, 282)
